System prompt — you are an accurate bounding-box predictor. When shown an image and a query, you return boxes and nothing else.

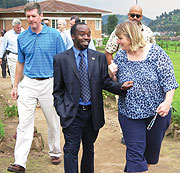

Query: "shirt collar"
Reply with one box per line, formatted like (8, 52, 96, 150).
(13, 29, 20, 35)
(28, 23, 48, 35)
(73, 46, 88, 60)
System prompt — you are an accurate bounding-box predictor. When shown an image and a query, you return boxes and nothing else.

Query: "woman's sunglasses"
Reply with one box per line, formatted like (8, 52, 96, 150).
(130, 13, 141, 19)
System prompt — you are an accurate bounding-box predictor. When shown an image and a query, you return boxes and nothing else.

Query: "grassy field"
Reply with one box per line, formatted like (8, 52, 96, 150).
(157, 40, 180, 52)
(165, 49, 180, 125)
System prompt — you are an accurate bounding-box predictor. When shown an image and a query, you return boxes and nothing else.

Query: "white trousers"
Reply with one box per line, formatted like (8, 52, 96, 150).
(7, 53, 18, 86)
(14, 76, 61, 168)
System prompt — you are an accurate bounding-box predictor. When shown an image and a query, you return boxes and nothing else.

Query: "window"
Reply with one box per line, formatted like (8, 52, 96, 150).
(95, 20, 101, 30)
(81, 20, 87, 24)
(52, 19, 58, 29)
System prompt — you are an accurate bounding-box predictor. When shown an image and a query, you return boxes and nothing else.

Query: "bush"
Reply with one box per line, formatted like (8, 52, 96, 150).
(0, 120, 5, 140)
(103, 90, 115, 100)
(172, 113, 180, 126)
(4, 104, 18, 118)
(102, 37, 109, 46)
(93, 39, 96, 46)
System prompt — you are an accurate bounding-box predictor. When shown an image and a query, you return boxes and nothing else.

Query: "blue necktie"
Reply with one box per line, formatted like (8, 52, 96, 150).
(79, 52, 91, 103)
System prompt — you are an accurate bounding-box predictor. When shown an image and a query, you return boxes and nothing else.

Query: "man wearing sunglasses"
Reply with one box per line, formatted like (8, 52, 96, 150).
(105, 4, 155, 65)
(105, 4, 155, 145)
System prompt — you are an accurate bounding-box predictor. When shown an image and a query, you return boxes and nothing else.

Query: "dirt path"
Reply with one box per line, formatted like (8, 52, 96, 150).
(0, 75, 180, 173)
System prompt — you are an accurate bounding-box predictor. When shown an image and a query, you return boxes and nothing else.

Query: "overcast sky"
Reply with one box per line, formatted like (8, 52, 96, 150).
(38, 0, 180, 20)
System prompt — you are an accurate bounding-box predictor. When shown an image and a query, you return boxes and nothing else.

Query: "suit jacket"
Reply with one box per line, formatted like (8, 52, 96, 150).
(53, 48, 125, 130)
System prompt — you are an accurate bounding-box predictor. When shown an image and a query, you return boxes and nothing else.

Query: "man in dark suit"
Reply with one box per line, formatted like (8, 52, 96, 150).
(53, 22, 133, 173)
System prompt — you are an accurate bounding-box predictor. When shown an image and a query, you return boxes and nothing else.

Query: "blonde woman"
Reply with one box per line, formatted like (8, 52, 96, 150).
(109, 21, 179, 173)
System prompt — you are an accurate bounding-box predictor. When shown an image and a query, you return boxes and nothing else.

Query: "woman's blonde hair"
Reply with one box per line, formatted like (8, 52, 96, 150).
(115, 21, 146, 52)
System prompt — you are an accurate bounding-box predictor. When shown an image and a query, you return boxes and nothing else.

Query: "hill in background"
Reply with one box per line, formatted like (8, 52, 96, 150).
(102, 14, 153, 26)
(103, 9, 180, 34)
(102, 14, 153, 34)
(148, 9, 180, 33)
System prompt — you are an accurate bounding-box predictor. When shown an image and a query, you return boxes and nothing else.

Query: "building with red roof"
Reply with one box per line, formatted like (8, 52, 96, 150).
(0, 0, 110, 40)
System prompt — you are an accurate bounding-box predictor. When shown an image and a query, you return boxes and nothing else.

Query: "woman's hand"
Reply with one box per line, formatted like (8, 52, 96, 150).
(156, 89, 175, 117)
(156, 101, 171, 117)
(108, 60, 118, 78)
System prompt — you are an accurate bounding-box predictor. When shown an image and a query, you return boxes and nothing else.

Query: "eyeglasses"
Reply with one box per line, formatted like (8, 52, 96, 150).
(147, 112, 158, 130)
(130, 13, 141, 19)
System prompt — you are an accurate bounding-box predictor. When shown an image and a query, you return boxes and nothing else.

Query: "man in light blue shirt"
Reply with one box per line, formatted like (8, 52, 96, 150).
(0, 19, 24, 85)
(57, 19, 72, 49)
(8, 2, 66, 173)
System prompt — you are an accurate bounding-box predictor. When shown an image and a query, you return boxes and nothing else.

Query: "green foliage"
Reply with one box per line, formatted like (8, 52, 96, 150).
(92, 39, 96, 46)
(156, 40, 180, 52)
(102, 37, 109, 46)
(102, 23, 108, 34)
(0, 0, 28, 8)
(4, 104, 18, 118)
(103, 90, 115, 100)
(0, 120, 5, 140)
(107, 15, 118, 34)
(172, 113, 180, 126)
(149, 9, 180, 33)
(163, 48, 180, 127)
(176, 32, 180, 36)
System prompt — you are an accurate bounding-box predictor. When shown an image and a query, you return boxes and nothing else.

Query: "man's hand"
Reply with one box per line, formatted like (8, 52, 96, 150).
(121, 81, 134, 90)
(11, 86, 18, 100)
(0, 58, 2, 65)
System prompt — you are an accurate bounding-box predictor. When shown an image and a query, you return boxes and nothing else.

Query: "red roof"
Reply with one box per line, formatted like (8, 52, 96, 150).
(0, 0, 111, 13)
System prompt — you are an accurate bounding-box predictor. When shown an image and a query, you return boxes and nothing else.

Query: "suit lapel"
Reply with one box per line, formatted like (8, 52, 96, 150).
(66, 48, 79, 79)
(88, 49, 96, 79)
(66, 48, 96, 80)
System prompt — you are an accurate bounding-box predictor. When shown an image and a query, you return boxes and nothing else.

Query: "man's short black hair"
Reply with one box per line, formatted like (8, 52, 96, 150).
(70, 15, 81, 23)
(42, 18, 50, 22)
(70, 22, 86, 36)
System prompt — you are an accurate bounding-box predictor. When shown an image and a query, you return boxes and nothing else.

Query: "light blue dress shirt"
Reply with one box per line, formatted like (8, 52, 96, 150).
(57, 29, 72, 50)
(0, 29, 22, 58)
(73, 46, 91, 105)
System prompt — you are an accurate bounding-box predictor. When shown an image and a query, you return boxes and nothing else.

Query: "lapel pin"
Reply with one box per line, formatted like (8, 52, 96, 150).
(92, 57, 95, 61)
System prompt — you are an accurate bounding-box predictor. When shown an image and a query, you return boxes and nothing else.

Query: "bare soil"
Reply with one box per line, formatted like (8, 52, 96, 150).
(0, 75, 180, 173)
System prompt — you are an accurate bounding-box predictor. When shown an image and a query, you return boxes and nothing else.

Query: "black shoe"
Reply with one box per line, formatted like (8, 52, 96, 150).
(51, 156, 61, 165)
(121, 137, 125, 145)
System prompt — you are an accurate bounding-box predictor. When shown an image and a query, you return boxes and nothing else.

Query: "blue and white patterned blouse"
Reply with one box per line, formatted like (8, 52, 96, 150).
(114, 43, 179, 119)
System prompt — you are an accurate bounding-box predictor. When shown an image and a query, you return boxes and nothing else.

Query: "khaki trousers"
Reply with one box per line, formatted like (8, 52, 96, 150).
(14, 76, 61, 168)
(7, 53, 18, 86)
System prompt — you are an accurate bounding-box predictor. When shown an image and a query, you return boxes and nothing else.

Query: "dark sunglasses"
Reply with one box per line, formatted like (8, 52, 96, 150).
(130, 13, 141, 19)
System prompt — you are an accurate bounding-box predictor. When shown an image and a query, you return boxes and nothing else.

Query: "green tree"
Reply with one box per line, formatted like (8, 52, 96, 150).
(0, 0, 28, 8)
(107, 14, 118, 35)
(176, 31, 180, 36)
(102, 23, 108, 34)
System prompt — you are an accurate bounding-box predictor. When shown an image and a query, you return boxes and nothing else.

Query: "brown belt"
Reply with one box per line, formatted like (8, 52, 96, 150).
(32, 77, 50, 80)
(79, 105, 91, 111)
